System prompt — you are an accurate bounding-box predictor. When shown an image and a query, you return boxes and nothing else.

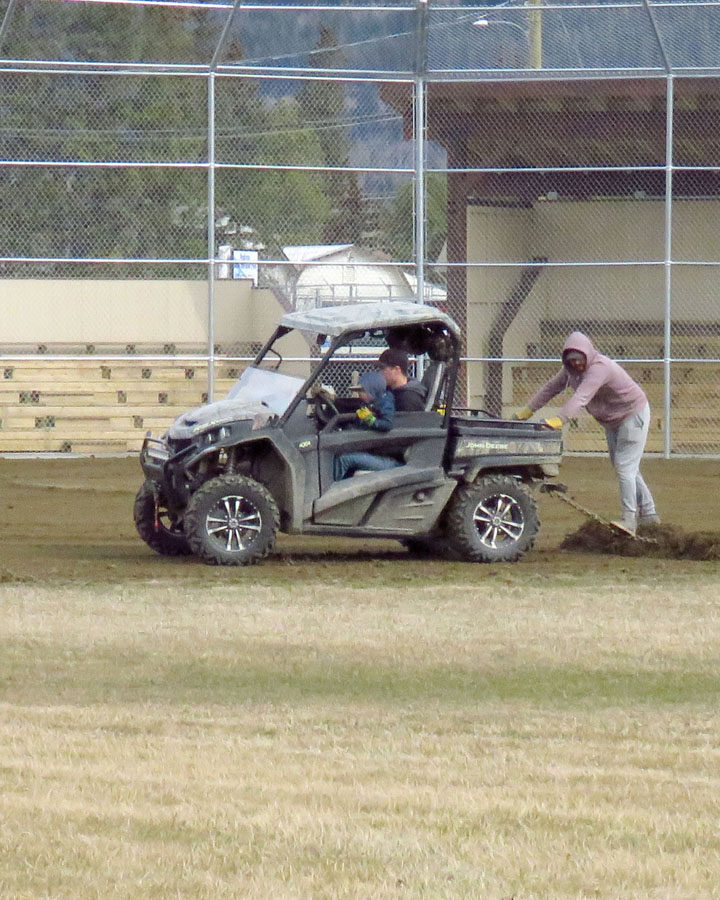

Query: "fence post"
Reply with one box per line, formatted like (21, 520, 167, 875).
(207, 72, 216, 403)
(663, 74, 674, 458)
(414, 0, 428, 312)
(414, 0, 428, 382)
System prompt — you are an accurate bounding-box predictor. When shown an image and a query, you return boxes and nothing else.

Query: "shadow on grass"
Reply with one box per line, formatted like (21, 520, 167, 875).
(3, 642, 718, 709)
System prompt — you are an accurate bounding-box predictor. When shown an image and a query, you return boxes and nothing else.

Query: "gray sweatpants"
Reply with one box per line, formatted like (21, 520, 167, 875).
(603, 402, 656, 523)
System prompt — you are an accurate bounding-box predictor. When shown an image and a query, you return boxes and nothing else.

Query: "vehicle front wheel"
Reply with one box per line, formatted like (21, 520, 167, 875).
(444, 475, 539, 563)
(183, 474, 279, 566)
(134, 480, 191, 556)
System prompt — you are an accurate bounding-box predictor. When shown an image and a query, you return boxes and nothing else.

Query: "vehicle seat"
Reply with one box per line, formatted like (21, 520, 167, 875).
(421, 361, 445, 411)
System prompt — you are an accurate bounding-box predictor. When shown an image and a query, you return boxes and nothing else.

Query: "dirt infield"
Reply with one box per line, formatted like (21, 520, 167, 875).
(560, 520, 720, 560)
(1, 453, 719, 583)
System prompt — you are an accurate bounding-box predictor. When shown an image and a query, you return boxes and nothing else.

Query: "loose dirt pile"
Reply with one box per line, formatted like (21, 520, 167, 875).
(559, 521, 720, 560)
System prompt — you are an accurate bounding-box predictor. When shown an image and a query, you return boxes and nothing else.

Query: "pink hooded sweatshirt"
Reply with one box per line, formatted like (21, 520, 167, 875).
(528, 332, 647, 427)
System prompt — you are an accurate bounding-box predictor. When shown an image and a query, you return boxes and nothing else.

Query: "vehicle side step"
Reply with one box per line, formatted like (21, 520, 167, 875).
(314, 466, 447, 517)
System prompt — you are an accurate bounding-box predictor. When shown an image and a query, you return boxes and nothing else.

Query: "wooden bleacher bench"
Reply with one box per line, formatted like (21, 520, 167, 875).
(0, 354, 247, 453)
(535, 320, 720, 360)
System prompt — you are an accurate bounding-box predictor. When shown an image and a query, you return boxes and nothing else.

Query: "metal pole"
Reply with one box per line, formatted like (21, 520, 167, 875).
(0, 0, 18, 54)
(412, 0, 428, 382)
(413, 85, 426, 309)
(207, 72, 216, 402)
(643, 0, 674, 457)
(663, 74, 674, 458)
(210, 0, 242, 71)
(413, 0, 427, 311)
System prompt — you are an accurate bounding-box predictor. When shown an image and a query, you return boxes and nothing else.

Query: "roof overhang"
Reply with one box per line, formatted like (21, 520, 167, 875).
(382, 77, 720, 197)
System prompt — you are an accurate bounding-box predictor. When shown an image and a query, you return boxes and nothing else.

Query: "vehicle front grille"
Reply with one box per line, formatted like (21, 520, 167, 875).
(167, 438, 192, 455)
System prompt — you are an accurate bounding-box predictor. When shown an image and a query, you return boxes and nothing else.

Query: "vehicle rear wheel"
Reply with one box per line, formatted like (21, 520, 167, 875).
(183, 474, 279, 566)
(444, 475, 539, 563)
(134, 480, 191, 556)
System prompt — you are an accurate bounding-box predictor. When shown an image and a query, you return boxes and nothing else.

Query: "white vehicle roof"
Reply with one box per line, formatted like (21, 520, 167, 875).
(279, 301, 460, 338)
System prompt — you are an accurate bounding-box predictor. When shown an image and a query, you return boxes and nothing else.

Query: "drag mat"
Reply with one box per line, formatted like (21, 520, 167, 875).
(559, 521, 720, 560)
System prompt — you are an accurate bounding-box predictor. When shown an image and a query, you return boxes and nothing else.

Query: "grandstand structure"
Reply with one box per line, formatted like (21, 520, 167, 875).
(2, 0, 720, 454)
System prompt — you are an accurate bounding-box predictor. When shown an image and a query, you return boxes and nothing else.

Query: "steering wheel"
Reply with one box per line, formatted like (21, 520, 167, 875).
(314, 391, 340, 426)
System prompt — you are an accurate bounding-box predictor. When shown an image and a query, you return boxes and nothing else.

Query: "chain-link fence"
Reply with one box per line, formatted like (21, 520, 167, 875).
(1, 0, 720, 454)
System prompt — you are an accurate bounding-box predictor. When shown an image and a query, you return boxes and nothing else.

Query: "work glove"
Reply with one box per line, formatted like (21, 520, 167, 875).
(356, 406, 377, 427)
(542, 417, 563, 430)
(514, 406, 533, 420)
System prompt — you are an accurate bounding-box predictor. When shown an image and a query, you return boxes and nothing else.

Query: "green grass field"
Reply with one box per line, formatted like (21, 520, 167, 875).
(0, 455, 719, 898)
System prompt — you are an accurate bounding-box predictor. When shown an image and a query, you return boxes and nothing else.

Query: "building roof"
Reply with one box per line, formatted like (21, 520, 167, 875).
(283, 245, 354, 265)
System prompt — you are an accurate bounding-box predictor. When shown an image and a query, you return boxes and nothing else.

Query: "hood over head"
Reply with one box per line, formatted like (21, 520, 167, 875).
(359, 370, 387, 403)
(562, 331, 598, 368)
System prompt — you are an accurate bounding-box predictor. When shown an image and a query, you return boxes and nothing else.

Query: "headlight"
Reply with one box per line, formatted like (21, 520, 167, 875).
(202, 424, 233, 445)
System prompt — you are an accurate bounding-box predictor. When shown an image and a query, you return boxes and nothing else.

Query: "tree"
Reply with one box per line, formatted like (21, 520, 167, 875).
(379, 173, 448, 268)
(0, 5, 338, 277)
(0, 3, 210, 277)
(217, 98, 332, 255)
(297, 27, 363, 244)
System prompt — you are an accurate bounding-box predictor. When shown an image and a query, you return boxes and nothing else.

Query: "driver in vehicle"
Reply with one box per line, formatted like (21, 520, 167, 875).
(376, 348, 427, 411)
(333, 371, 401, 480)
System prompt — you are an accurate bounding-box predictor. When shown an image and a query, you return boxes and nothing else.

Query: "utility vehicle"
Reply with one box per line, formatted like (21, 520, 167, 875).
(134, 301, 562, 564)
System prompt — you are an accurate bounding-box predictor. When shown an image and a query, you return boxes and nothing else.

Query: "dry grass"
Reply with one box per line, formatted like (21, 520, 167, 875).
(1, 574, 720, 899)
(1, 455, 720, 898)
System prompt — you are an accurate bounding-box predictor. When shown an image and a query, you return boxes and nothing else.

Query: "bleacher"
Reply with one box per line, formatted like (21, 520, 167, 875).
(0, 350, 244, 454)
(511, 322, 720, 453)
(4, 323, 720, 455)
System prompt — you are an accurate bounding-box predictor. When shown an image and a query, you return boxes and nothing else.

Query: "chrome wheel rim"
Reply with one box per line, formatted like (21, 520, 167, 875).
(473, 492, 524, 549)
(205, 494, 262, 552)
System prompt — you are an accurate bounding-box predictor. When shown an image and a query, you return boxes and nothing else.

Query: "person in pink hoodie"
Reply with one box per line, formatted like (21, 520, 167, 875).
(515, 331, 659, 535)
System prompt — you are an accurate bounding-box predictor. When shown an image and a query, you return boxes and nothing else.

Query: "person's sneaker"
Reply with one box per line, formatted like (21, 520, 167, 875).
(610, 519, 637, 537)
(638, 513, 661, 525)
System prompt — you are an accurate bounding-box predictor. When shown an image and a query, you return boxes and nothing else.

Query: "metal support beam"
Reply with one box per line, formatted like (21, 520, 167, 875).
(0, 0, 18, 55)
(207, 72, 216, 403)
(210, 0, 242, 72)
(663, 74, 674, 457)
(414, 0, 427, 311)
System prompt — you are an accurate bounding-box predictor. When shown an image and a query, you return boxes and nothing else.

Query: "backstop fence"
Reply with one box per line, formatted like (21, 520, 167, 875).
(2, 0, 720, 455)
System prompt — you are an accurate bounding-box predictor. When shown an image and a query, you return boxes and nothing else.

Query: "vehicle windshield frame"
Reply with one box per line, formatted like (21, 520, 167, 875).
(277, 328, 378, 426)
(253, 315, 460, 427)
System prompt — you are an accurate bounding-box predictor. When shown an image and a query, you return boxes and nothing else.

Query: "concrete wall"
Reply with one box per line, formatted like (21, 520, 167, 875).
(0, 278, 287, 349)
(466, 204, 535, 407)
(465, 198, 720, 407)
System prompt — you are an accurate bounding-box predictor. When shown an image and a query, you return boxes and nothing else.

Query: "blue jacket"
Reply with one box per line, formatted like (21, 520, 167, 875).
(366, 389, 395, 432)
(358, 371, 395, 432)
